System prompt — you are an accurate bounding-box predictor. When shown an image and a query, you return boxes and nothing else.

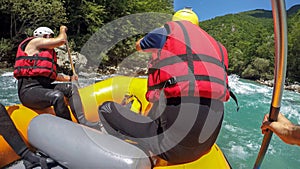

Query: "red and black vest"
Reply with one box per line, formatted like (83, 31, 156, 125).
(146, 21, 230, 102)
(14, 37, 57, 80)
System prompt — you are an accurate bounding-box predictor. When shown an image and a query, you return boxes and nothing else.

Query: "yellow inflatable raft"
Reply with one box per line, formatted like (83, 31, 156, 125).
(0, 76, 231, 169)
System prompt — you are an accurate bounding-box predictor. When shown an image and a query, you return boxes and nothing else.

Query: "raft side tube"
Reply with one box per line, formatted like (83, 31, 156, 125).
(28, 114, 151, 169)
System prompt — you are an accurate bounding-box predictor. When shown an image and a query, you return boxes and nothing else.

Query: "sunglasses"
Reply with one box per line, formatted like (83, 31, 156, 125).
(43, 34, 54, 38)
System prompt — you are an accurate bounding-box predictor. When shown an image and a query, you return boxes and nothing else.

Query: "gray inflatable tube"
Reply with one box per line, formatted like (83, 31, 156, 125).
(28, 114, 151, 169)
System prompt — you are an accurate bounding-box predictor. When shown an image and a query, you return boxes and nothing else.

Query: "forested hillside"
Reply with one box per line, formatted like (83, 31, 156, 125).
(201, 5, 300, 82)
(0, 0, 173, 68)
(0, 1, 299, 83)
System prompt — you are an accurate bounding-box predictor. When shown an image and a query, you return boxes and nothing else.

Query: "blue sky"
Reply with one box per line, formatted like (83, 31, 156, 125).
(174, 0, 300, 21)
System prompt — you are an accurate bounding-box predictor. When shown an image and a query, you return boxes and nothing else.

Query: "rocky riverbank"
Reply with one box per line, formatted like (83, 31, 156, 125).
(256, 79, 300, 93)
(1, 48, 300, 94)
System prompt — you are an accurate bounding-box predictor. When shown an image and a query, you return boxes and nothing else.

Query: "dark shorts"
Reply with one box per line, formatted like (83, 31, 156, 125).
(17, 77, 72, 110)
(98, 97, 224, 164)
(17, 76, 76, 120)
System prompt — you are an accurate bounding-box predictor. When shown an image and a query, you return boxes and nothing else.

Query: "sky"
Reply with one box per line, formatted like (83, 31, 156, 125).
(174, 0, 300, 21)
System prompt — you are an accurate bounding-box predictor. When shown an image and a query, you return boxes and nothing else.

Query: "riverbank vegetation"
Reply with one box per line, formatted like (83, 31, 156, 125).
(0, 1, 299, 83)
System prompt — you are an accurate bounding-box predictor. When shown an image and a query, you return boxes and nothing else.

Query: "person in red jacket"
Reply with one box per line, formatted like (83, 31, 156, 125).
(98, 8, 230, 164)
(0, 102, 56, 168)
(14, 26, 100, 130)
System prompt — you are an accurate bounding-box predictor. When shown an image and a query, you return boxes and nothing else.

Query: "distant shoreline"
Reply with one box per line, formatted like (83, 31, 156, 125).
(256, 79, 300, 93)
(1, 68, 299, 94)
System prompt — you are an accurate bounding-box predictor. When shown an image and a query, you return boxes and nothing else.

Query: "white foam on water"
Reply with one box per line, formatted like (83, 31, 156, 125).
(228, 75, 273, 96)
(1, 72, 13, 77)
(228, 143, 250, 160)
(1, 73, 300, 169)
(223, 123, 245, 133)
(265, 143, 277, 155)
(281, 106, 300, 124)
(245, 141, 260, 152)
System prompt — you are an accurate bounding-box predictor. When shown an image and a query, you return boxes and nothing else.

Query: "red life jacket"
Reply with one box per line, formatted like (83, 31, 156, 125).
(146, 21, 230, 102)
(14, 37, 57, 80)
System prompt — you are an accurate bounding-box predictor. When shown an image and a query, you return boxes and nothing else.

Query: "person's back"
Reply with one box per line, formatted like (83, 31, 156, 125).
(141, 11, 229, 164)
(98, 7, 232, 164)
(14, 26, 74, 120)
(145, 20, 229, 102)
(14, 26, 100, 129)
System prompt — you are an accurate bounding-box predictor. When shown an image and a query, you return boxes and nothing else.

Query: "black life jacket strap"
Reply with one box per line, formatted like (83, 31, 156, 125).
(148, 77, 177, 91)
(229, 89, 239, 112)
(148, 75, 227, 91)
(149, 80, 239, 112)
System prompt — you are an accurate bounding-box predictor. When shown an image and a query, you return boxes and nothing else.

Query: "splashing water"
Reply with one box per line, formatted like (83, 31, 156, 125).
(1, 72, 300, 168)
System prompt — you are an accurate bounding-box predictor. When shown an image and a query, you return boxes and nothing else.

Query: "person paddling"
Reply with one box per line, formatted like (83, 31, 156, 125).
(98, 7, 231, 164)
(261, 112, 300, 146)
(13, 26, 100, 130)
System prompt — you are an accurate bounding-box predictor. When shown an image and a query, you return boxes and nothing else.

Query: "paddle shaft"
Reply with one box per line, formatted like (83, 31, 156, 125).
(65, 40, 80, 87)
(253, 0, 287, 168)
(65, 41, 77, 76)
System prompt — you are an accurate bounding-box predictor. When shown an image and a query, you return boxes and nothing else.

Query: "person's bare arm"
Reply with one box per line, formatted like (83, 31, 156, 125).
(261, 113, 300, 146)
(135, 38, 143, 51)
(291, 124, 300, 146)
(56, 74, 71, 82)
(25, 26, 67, 55)
(56, 74, 78, 82)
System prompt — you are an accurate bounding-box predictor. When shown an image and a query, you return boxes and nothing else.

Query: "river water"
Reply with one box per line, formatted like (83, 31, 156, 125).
(1, 72, 299, 169)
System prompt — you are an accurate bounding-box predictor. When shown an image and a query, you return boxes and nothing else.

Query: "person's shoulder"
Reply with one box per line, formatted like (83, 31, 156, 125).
(25, 37, 41, 47)
(149, 27, 167, 35)
(27, 37, 42, 43)
(30, 37, 54, 47)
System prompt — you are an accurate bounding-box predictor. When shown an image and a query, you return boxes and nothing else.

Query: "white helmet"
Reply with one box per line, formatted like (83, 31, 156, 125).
(33, 27, 54, 37)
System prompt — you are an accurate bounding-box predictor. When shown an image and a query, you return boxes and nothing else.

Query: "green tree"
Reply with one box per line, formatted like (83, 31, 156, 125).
(64, 0, 105, 50)
(0, 0, 67, 38)
(92, 0, 174, 69)
(201, 12, 274, 80)
(0, 0, 67, 64)
(287, 10, 300, 82)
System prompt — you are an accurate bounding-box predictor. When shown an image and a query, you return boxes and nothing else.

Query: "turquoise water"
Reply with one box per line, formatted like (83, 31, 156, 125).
(220, 75, 300, 169)
(1, 72, 300, 169)
(0, 72, 19, 106)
